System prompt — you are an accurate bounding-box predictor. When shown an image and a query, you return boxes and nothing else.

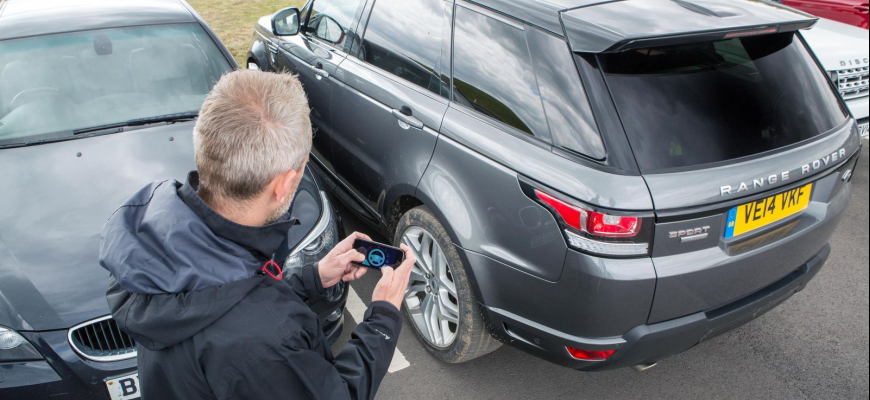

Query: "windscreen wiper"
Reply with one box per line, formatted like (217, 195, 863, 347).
(73, 111, 199, 135)
(1, 112, 199, 149)
(11, 128, 123, 148)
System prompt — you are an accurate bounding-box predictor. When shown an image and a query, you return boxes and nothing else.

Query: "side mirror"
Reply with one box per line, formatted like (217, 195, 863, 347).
(313, 15, 345, 44)
(272, 7, 301, 36)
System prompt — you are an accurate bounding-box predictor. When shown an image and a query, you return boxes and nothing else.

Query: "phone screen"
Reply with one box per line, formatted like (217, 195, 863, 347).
(352, 239, 405, 269)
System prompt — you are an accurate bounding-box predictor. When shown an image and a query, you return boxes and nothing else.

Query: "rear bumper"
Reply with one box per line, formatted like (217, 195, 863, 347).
(484, 245, 829, 371)
(591, 244, 829, 371)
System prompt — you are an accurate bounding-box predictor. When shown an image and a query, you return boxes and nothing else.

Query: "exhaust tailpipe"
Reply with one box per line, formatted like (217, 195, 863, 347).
(632, 363, 658, 372)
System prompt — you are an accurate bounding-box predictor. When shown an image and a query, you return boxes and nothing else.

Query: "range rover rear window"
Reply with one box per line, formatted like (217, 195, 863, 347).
(601, 33, 848, 171)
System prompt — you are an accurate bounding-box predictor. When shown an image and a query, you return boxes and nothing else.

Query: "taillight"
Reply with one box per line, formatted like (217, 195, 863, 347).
(536, 190, 641, 237)
(586, 210, 641, 237)
(566, 347, 617, 361)
(535, 191, 584, 230)
(533, 189, 650, 257)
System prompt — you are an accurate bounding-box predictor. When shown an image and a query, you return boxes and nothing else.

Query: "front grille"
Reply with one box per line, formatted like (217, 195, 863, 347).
(68, 316, 137, 362)
(833, 66, 869, 100)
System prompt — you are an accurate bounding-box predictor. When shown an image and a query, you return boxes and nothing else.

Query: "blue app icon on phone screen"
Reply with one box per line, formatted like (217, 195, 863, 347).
(367, 249, 386, 268)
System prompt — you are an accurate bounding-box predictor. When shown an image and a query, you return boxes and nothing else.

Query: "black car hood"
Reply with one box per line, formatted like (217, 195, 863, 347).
(0, 124, 196, 331)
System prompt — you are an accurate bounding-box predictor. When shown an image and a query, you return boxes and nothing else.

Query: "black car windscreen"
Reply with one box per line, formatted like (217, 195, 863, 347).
(0, 24, 232, 146)
(601, 33, 848, 172)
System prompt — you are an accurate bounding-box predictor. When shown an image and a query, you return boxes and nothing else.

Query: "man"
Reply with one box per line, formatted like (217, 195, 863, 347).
(99, 70, 415, 400)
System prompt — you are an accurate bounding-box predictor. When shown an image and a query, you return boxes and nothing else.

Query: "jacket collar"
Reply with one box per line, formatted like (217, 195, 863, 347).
(178, 171, 298, 260)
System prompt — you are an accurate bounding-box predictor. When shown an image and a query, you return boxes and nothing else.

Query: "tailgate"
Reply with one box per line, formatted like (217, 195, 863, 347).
(644, 123, 860, 210)
(645, 126, 860, 324)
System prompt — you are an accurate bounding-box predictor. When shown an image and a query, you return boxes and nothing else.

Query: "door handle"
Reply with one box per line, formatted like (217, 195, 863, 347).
(313, 62, 329, 80)
(391, 107, 424, 130)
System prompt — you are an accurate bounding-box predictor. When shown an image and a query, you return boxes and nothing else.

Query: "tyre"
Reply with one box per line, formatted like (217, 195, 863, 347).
(394, 206, 501, 363)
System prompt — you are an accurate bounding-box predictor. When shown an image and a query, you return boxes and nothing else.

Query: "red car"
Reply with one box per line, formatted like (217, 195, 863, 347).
(780, 0, 869, 29)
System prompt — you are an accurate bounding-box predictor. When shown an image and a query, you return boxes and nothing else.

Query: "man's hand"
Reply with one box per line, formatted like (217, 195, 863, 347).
(372, 245, 416, 311)
(317, 232, 371, 288)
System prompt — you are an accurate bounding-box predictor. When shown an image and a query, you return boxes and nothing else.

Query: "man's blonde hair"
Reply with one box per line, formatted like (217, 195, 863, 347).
(194, 70, 312, 203)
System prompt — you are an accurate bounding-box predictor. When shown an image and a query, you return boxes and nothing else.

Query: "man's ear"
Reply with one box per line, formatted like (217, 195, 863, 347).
(274, 168, 299, 203)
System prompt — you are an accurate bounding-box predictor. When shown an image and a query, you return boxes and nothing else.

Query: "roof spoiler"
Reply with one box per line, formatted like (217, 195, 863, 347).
(599, 20, 818, 53)
(562, 0, 819, 54)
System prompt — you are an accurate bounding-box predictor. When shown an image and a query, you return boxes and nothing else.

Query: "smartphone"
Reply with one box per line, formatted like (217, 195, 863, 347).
(352, 239, 405, 269)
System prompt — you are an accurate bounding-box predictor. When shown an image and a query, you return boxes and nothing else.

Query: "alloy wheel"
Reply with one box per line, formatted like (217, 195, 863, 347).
(402, 226, 460, 349)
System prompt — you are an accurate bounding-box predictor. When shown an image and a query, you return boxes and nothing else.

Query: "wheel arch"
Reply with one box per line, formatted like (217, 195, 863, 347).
(409, 187, 490, 313)
(386, 194, 424, 238)
(248, 38, 269, 70)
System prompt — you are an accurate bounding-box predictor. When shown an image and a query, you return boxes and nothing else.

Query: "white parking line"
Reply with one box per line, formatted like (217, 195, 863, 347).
(345, 287, 411, 373)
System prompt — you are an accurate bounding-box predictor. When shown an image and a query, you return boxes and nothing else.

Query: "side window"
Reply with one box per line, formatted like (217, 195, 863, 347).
(360, 0, 447, 96)
(307, 0, 363, 49)
(527, 28, 606, 160)
(452, 5, 549, 140)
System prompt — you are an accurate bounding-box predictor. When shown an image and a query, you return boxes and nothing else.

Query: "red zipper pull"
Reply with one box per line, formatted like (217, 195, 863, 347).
(261, 261, 283, 280)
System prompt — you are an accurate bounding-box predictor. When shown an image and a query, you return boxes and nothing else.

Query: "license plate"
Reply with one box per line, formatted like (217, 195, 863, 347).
(859, 122, 868, 139)
(725, 183, 813, 239)
(106, 373, 141, 400)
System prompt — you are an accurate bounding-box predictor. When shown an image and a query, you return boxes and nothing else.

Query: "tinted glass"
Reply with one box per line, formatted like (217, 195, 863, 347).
(452, 6, 548, 139)
(527, 28, 605, 160)
(308, 0, 362, 48)
(361, 0, 446, 95)
(603, 33, 848, 171)
(0, 24, 232, 146)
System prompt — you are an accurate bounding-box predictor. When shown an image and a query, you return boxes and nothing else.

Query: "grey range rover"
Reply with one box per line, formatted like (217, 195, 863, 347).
(248, 0, 864, 370)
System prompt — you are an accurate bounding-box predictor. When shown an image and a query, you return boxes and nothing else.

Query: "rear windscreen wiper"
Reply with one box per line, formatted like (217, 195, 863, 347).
(73, 112, 199, 135)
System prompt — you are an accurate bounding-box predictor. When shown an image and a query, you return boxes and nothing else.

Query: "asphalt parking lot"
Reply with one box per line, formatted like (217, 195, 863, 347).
(331, 143, 869, 400)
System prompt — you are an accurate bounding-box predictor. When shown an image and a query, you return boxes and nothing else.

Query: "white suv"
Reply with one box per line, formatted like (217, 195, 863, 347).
(801, 18, 870, 139)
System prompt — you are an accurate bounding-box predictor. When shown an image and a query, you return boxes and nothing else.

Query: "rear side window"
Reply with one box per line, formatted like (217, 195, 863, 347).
(452, 5, 549, 140)
(602, 33, 848, 171)
(361, 0, 448, 96)
(527, 28, 606, 160)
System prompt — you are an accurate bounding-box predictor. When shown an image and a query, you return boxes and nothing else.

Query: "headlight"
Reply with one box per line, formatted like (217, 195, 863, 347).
(0, 326, 43, 362)
(285, 191, 338, 271)
(285, 192, 344, 302)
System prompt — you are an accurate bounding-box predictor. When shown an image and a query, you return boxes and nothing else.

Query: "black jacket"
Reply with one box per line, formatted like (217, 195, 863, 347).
(100, 173, 401, 400)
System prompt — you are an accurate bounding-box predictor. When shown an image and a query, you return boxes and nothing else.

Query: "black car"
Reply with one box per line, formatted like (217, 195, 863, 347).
(249, 0, 862, 371)
(0, 0, 345, 399)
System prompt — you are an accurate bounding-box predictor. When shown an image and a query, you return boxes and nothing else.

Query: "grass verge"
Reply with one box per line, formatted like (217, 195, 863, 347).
(187, 0, 304, 66)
